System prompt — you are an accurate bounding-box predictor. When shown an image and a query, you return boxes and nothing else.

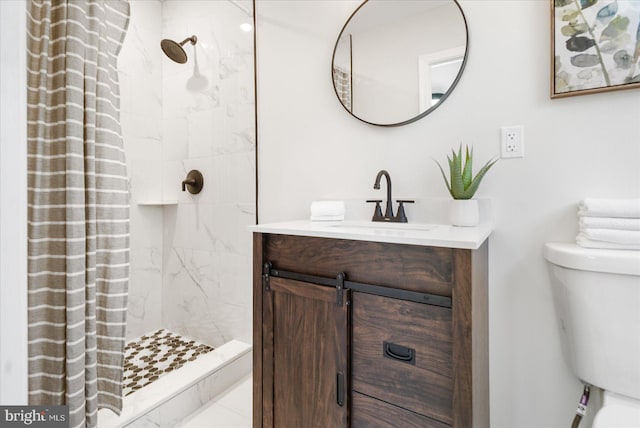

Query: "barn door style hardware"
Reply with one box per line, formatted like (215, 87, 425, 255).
(263, 262, 452, 308)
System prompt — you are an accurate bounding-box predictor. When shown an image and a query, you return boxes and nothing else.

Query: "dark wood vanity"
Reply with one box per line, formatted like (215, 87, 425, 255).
(253, 231, 489, 428)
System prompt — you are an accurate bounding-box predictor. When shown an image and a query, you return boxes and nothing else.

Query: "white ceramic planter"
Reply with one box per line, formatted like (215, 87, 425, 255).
(450, 199, 479, 227)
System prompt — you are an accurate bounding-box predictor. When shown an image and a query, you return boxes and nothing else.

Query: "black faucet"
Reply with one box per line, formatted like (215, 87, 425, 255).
(375, 170, 394, 219)
(366, 170, 414, 223)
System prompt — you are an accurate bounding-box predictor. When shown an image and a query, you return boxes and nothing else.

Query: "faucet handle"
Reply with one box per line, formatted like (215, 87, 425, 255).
(366, 199, 384, 221)
(395, 200, 414, 223)
(182, 170, 204, 194)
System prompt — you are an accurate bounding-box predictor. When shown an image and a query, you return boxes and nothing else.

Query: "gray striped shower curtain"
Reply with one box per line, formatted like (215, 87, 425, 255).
(27, 1, 131, 427)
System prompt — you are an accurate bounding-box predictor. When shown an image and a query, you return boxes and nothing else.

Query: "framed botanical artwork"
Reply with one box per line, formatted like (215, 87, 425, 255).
(551, 0, 640, 98)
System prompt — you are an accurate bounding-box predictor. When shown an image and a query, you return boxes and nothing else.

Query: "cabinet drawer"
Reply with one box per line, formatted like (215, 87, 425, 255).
(352, 392, 451, 428)
(352, 292, 453, 424)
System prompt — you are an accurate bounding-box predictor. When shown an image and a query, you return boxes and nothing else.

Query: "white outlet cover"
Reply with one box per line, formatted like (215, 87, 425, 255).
(500, 126, 524, 158)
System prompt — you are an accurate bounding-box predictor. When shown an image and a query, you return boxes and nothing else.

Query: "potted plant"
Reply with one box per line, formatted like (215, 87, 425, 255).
(435, 144, 498, 226)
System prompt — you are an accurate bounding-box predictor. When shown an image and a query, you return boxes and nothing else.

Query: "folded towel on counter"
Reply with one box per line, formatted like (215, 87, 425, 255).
(576, 234, 640, 250)
(578, 198, 640, 218)
(310, 200, 345, 221)
(310, 214, 345, 221)
(579, 216, 640, 231)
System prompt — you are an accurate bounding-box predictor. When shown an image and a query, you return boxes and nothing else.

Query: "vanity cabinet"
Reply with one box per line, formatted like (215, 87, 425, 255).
(253, 232, 489, 428)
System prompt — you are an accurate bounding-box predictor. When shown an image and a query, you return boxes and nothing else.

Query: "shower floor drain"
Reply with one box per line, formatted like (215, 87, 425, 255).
(123, 329, 214, 396)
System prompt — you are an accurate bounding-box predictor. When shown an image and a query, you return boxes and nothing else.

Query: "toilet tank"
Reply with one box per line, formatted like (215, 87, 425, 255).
(544, 243, 640, 400)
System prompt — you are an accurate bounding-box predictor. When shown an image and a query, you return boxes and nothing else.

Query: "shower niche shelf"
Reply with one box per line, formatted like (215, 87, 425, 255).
(137, 200, 178, 206)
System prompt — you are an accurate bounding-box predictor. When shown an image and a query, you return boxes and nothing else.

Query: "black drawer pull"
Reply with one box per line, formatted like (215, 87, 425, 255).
(336, 371, 345, 407)
(383, 341, 415, 365)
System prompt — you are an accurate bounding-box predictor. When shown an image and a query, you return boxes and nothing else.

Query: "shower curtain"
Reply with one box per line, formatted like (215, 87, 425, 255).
(27, 1, 131, 427)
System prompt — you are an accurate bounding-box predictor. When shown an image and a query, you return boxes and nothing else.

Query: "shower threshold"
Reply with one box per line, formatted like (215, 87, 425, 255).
(98, 337, 252, 428)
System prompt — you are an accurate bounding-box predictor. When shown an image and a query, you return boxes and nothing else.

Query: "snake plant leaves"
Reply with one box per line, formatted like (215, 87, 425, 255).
(459, 158, 499, 200)
(556, 0, 573, 6)
(449, 146, 465, 199)
(462, 146, 473, 191)
(580, 0, 598, 10)
(436, 150, 456, 199)
(571, 53, 600, 67)
(434, 145, 498, 200)
(566, 36, 597, 52)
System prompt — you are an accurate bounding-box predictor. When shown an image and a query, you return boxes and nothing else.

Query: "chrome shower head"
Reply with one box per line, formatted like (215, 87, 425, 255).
(160, 35, 197, 64)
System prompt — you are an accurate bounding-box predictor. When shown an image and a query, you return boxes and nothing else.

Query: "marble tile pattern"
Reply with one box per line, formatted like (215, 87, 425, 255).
(97, 340, 252, 428)
(161, 0, 256, 348)
(118, 0, 164, 340)
(123, 329, 214, 397)
(126, 350, 252, 428)
(117, 0, 255, 345)
(177, 374, 252, 427)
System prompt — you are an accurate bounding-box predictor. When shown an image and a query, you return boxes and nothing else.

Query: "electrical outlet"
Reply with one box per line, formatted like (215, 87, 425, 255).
(501, 125, 524, 158)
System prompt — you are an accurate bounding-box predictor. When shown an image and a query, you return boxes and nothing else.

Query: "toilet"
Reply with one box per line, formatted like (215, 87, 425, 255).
(544, 243, 640, 427)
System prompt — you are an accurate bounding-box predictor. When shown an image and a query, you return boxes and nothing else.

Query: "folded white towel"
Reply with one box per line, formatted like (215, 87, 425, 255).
(310, 214, 344, 221)
(579, 229, 640, 245)
(576, 234, 640, 250)
(579, 216, 640, 231)
(578, 198, 640, 218)
(310, 200, 345, 221)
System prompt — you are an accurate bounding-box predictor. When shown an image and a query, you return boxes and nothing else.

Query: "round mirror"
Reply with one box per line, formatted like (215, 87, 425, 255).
(331, 0, 468, 127)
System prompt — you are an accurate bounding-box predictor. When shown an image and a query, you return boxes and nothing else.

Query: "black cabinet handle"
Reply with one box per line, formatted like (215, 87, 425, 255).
(383, 341, 415, 365)
(336, 371, 345, 407)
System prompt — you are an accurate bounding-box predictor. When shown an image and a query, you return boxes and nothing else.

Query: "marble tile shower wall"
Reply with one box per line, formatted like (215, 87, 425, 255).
(118, 0, 255, 346)
(161, 1, 256, 347)
(119, 0, 164, 340)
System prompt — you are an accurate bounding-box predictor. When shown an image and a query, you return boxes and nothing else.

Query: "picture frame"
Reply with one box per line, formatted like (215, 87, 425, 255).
(550, 0, 640, 98)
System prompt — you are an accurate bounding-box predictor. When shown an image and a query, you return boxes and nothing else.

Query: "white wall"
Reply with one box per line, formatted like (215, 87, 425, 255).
(255, 1, 640, 427)
(0, 0, 28, 404)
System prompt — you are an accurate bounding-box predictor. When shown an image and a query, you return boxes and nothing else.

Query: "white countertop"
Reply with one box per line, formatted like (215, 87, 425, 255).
(249, 220, 492, 250)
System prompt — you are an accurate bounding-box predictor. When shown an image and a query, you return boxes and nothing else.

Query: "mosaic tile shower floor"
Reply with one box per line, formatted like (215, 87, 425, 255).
(123, 329, 214, 396)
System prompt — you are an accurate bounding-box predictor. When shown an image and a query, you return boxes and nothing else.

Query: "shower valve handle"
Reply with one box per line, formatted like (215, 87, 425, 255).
(181, 179, 195, 191)
(181, 170, 204, 194)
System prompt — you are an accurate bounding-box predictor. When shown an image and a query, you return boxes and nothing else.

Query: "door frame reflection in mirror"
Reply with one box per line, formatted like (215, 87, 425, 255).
(331, 0, 468, 127)
(418, 46, 465, 111)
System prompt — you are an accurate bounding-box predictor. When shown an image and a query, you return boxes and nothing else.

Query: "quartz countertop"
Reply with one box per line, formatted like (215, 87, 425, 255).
(249, 220, 492, 250)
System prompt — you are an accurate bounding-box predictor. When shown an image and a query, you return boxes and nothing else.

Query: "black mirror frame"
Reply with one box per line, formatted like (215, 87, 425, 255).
(331, 0, 469, 127)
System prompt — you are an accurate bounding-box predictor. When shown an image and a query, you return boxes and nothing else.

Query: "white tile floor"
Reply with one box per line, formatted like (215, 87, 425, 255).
(178, 374, 252, 428)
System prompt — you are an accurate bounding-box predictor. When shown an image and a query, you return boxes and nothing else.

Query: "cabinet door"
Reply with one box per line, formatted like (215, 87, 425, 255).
(262, 277, 349, 428)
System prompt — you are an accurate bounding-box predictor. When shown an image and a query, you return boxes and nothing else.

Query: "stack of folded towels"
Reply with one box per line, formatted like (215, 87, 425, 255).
(576, 198, 640, 250)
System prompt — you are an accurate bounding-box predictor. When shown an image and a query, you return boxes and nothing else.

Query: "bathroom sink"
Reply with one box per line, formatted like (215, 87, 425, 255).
(314, 221, 439, 238)
(323, 220, 436, 233)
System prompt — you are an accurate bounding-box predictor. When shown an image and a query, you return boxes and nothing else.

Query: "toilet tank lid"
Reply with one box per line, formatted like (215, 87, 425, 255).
(544, 243, 640, 276)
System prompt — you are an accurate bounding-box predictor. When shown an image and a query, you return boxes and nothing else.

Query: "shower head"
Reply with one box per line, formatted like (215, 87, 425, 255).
(160, 35, 197, 64)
